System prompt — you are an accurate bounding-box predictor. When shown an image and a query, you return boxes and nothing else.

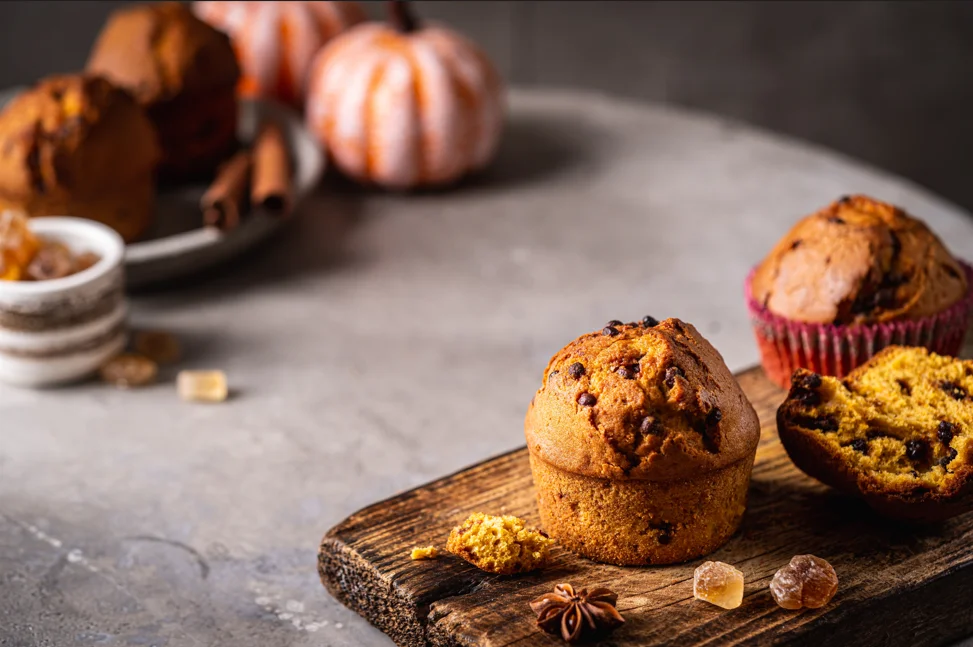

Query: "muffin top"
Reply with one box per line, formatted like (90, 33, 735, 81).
(0, 74, 159, 199)
(86, 2, 240, 106)
(525, 318, 760, 481)
(750, 195, 968, 325)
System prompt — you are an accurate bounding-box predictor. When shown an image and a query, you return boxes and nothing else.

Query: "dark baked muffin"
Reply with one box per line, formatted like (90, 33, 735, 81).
(0, 74, 160, 242)
(746, 195, 972, 387)
(525, 318, 760, 565)
(87, 2, 240, 181)
(778, 346, 973, 522)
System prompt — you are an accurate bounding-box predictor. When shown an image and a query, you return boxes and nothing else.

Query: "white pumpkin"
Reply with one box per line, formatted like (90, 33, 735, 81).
(305, 3, 505, 189)
(194, 1, 366, 108)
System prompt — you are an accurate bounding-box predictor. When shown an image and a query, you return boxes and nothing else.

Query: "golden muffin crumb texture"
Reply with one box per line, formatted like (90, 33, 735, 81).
(445, 513, 554, 575)
(409, 546, 438, 561)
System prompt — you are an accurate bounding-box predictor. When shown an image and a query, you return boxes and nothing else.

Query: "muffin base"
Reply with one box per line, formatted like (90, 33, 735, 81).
(529, 453, 754, 565)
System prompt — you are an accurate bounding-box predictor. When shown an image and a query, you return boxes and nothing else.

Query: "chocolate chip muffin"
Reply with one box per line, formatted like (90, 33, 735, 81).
(525, 318, 761, 565)
(87, 2, 240, 181)
(746, 195, 972, 387)
(751, 195, 967, 325)
(0, 74, 160, 242)
(778, 346, 973, 522)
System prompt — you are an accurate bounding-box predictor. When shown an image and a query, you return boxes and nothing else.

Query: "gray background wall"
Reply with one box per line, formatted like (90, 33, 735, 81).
(2, 1, 972, 212)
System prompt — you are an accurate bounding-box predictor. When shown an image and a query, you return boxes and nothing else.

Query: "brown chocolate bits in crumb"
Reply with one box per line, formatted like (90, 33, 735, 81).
(578, 392, 596, 407)
(567, 362, 585, 379)
(663, 366, 684, 388)
(642, 315, 659, 327)
(793, 414, 838, 433)
(850, 439, 868, 455)
(940, 447, 958, 468)
(606, 320, 623, 328)
(828, 216, 846, 225)
(794, 372, 822, 390)
(639, 416, 663, 436)
(940, 381, 968, 401)
(938, 421, 957, 445)
(616, 365, 637, 380)
(602, 326, 620, 337)
(790, 239, 802, 250)
(906, 439, 928, 463)
(707, 407, 723, 426)
(838, 195, 851, 204)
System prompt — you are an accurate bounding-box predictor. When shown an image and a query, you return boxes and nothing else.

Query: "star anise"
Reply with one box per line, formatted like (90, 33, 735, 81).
(529, 583, 625, 643)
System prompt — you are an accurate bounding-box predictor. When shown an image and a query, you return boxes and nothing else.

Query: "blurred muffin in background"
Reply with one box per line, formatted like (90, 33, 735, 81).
(87, 2, 240, 182)
(746, 194, 972, 387)
(0, 75, 160, 242)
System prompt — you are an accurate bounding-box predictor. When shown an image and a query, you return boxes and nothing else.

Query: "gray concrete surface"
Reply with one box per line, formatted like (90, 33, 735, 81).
(4, 89, 973, 646)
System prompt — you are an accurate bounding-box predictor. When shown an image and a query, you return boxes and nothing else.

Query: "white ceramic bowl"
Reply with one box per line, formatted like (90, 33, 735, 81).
(0, 217, 127, 387)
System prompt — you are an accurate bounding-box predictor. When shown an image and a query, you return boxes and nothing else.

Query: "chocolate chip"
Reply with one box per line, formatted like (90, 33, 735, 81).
(616, 366, 637, 379)
(567, 362, 585, 379)
(944, 264, 962, 280)
(828, 216, 846, 225)
(792, 371, 822, 390)
(896, 379, 912, 396)
(653, 521, 673, 545)
(606, 320, 623, 328)
(838, 195, 851, 204)
(707, 407, 722, 426)
(790, 239, 802, 250)
(639, 416, 663, 436)
(940, 381, 968, 401)
(663, 366, 684, 388)
(938, 421, 957, 445)
(939, 447, 958, 468)
(642, 315, 659, 328)
(792, 389, 821, 406)
(578, 392, 596, 407)
(850, 438, 868, 454)
(603, 326, 620, 337)
(906, 439, 928, 462)
(792, 414, 838, 433)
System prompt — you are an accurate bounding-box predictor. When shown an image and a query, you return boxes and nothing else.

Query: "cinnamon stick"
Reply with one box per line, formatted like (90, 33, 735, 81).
(200, 150, 252, 231)
(250, 120, 293, 218)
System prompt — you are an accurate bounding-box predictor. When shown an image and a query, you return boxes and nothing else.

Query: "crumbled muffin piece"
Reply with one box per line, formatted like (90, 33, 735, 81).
(777, 346, 973, 521)
(445, 513, 553, 575)
(410, 546, 438, 560)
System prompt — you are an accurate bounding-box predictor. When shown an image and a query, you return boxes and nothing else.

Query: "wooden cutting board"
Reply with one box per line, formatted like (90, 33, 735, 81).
(318, 366, 973, 647)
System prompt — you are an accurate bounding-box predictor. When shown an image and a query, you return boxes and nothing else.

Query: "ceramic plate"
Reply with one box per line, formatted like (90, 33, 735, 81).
(0, 88, 326, 289)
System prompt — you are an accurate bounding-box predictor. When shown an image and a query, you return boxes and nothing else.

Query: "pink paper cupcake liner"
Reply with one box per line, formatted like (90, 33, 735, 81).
(745, 261, 973, 389)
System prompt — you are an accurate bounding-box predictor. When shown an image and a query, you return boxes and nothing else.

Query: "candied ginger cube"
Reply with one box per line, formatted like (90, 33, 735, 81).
(177, 370, 228, 403)
(693, 561, 744, 609)
(0, 210, 38, 279)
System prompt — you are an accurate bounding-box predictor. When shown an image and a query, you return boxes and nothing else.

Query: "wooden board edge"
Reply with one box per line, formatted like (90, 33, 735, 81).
(318, 534, 432, 647)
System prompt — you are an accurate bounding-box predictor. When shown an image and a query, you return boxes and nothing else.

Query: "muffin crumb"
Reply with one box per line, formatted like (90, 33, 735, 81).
(409, 546, 438, 560)
(445, 513, 553, 575)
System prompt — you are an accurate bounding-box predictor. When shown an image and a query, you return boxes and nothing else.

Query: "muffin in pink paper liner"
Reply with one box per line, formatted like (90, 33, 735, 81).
(746, 195, 973, 388)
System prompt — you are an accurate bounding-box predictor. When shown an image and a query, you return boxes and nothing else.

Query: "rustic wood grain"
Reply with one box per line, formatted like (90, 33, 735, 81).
(319, 366, 973, 647)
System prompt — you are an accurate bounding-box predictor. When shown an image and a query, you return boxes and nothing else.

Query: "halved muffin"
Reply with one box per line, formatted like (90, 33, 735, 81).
(778, 346, 973, 522)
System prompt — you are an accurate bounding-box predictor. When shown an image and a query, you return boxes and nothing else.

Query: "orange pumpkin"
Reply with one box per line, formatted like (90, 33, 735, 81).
(193, 1, 366, 108)
(305, 1, 505, 189)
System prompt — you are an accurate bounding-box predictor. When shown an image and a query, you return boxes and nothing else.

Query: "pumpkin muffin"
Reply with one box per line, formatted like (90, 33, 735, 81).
(747, 195, 972, 387)
(525, 318, 761, 566)
(778, 346, 973, 522)
(0, 74, 160, 242)
(87, 2, 240, 181)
